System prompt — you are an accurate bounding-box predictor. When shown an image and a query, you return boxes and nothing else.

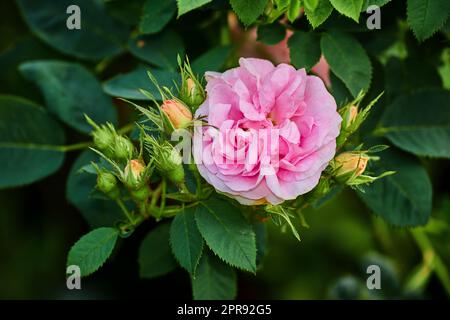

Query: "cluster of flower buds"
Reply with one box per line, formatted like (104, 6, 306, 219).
(85, 115, 135, 162)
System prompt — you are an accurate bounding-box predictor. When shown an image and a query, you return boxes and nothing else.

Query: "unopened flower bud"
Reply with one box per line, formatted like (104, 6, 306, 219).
(97, 171, 119, 199)
(163, 149, 185, 184)
(124, 159, 146, 189)
(339, 104, 359, 130)
(334, 152, 370, 182)
(181, 78, 205, 109)
(160, 99, 192, 130)
(346, 105, 358, 127)
(85, 116, 116, 156)
(92, 128, 115, 152)
(114, 136, 135, 161)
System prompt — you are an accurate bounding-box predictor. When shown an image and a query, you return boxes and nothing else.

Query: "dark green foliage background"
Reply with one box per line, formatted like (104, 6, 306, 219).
(0, 0, 449, 299)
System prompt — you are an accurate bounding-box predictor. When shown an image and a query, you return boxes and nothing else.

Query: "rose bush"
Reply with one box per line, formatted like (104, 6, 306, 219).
(1, 0, 450, 300)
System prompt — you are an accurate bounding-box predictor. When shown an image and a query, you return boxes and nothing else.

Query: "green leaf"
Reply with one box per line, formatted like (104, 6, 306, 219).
(384, 58, 442, 101)
(177, 0, 213, 16)
(329, 0, 364, 22)
(140, 0, 176, 34)
(192, 46, 232, 76)
(0, 36, 62, 102)
(0, 95, 65, 188)
(128, 30, 185, 71)
(19, 60, 117, 134)
(358, 148, 432, 227)
(287, 0, 301, 23)
(305, 0, 334, 28)
(288, 31, 321, 70)
(407, 0, 450, 41)
(66, 150, 123, 228)
(195, 197, 256, 272)
(254, 222, 267, 267)
(105, 0, 144, 26)
(103, 67, 179, 101)
(321, 31, 372, 97)
(170, 207, 204, 274)
(139, 223, 177, 278)
(379, 89, 450, 158)
(362, 0, 391, 11)
(191, 251, 237, 300)
(17, 0, 127, 61)
(257, 24, 286, 45)
(304, 0, 319, 12)
(67, 227, 119, 277)
(230, 0, 268, 26)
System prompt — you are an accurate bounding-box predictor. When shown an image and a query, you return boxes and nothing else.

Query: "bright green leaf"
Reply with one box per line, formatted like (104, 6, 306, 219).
(358, 148, 432, 227)
(321, 31, 372, 97)
(128, 30, 185, 71)
(304, 0, 334, 28)
(139, 223, 177, 278)
(177, 0, 212, 16)
(407, 0, 450, 41)
(288, 31, 321, 70)
(139, 0, 176, 34)
(192, 46, 232, 76)
(195, 197, 256, 272)
(230, 0, 268, 26)
(380, 89, 450, 158)
(304, 0, 319, 12)
(103, 67, 179, 101)
(257, 24, 286, 45)
(17, 0, 127, 61)
(287, 0, 301, 23)
(170, 207, 204, 274)
(66, 150, 123, 228)
(19, 60, 117, 133)
(67, 227, 119, 277)
(191, 251, 237, 300)
(362, 0, 391, 11)
(330, 0, 364, 22)
(0, 95, 65, 188)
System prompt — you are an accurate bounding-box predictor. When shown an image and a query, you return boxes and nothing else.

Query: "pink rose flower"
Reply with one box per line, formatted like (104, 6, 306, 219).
(193, 58, 341, 205)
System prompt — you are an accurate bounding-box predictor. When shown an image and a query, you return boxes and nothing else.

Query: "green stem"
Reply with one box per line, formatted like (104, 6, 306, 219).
(411, 228, 450, 296)
(159, 179, 167, 218)
(58, 141, 92, 152)
(116, 199, 134, 224)
(220, 14, 230, 46)
(117, 122, 135, 135)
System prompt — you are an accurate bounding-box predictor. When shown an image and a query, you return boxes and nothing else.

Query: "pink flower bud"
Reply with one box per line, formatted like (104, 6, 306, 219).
(334, 152, 370, 178)
(160, 99, 193, 129)
(124, 159, 145, 181)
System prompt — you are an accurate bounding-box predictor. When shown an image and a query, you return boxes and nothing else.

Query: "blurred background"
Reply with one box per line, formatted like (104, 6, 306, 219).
(1, 0, 449, 299)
